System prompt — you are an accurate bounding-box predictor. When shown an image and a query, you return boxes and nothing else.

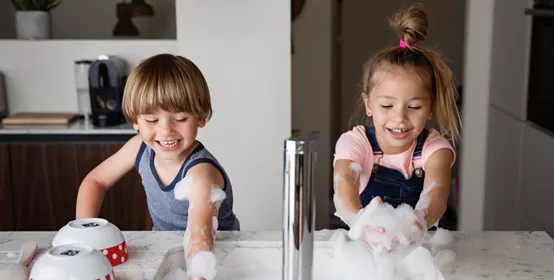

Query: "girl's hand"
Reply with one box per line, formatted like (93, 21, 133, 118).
(407, 210, 427, 246)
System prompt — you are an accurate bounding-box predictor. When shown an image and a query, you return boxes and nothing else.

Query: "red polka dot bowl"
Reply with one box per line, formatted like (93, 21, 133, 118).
(30, 244, 114, 280)
(51, 218, 128, 267)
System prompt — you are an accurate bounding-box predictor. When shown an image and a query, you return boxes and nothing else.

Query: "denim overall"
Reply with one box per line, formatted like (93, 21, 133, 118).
(359, 126, 429, 209)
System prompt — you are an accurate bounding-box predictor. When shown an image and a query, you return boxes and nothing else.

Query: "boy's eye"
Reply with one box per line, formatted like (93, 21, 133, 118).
(175, 118, 188, 122)
(380, 105, 392, 109)
(145, 119, 158, 123)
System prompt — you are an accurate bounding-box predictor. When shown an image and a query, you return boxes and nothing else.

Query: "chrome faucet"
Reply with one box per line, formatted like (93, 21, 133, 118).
(282, 131, 319, 280)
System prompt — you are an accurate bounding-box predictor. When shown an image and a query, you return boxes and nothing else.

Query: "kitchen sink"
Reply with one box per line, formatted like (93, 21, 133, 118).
(153, 244, 339, 280)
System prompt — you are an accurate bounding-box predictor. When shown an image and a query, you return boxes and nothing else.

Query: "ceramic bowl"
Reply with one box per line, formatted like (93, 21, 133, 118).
(29, 244, 114, 280)
(51, 218, 128, 266)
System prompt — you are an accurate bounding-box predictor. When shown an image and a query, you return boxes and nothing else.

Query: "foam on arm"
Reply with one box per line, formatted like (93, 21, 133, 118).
(333, 160, 364, 226)
(175, 172, 226, 280)
(332, 127, 371, 226)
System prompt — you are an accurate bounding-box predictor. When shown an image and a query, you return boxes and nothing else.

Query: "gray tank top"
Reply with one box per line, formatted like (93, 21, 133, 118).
(135, 141, 240, 231)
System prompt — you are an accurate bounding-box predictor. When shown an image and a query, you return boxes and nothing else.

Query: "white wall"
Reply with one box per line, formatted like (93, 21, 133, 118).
(0, 0, 176, 39)
(0, 0, 290, 231)
(458, 0, 495, 230)
(291, 0, 333, 229)
(0, 41, 177, 114)
(176, 0, 290, 230)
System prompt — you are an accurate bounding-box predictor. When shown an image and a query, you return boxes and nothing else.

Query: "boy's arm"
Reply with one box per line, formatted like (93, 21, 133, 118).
(178, 163, 225, 280)
(75, 134, 142, 219)
(418, 148, 454, 227)
(183, 163, 225, 257)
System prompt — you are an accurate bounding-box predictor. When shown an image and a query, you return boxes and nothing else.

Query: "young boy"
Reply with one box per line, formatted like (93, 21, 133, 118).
(76, 54, 240, 267)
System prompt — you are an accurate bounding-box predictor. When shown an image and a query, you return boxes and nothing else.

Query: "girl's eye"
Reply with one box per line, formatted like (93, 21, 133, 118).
(380, 105, 392, 109)
(409, 106, 422, 110)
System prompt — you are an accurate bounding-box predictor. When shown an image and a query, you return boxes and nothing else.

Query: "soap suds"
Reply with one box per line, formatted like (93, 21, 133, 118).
(349, 162, 362, 176)
(162, 251, 217, 280)
(175, 174, 227, 204)
(332, 228, 445, 280)
(429, 227, 453, 247)
(175, 174, 228, 280)
(187, 251, 218, 280)
(332, 171, 360, 226)
(414, 180, 437, 216)
(434, 249, 456, 271)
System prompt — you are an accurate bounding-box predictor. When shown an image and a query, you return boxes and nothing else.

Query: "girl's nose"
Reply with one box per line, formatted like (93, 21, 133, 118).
(392, 107, 407, 121)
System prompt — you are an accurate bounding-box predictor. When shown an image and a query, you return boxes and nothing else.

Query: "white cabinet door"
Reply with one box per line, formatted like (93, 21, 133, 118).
(521, 124, 554, 234)
(488, 0, 531, 120)
(484, 107, 524, 230)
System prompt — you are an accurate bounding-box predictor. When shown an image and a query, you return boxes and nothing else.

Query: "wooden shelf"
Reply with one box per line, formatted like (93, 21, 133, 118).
(525, 8, 554, 17)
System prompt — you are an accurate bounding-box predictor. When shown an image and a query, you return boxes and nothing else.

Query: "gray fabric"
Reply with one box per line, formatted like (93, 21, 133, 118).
(135, 141, 240, 231)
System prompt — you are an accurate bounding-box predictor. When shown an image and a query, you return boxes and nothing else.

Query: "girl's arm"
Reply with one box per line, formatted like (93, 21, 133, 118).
(75, 134, 142, 218)
(418, 148, 454, 226)
(333, 159, 363, 225)
(181, 163, 225, 280)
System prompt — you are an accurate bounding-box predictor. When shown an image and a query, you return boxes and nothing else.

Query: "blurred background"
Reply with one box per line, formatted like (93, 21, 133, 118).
(0, 0, 552, 237)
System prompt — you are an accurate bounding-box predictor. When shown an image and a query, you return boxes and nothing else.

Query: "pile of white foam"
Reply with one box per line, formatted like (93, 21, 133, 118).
(331, 201, 456, 280)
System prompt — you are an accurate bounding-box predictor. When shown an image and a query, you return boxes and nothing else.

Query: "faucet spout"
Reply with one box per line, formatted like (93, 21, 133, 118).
(282, 131, 319, 280)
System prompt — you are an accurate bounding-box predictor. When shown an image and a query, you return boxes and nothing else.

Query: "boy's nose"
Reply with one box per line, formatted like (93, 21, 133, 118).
(159, 122, 175, 136)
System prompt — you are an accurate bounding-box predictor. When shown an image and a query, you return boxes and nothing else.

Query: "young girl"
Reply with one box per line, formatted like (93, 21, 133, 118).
(333, 4, 461, 243)
(76, 54, 240, 278)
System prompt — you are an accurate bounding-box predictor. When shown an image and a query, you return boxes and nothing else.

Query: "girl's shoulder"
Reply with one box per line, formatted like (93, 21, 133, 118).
(334, 125, 373, 165)
(421, 128, 456, 167)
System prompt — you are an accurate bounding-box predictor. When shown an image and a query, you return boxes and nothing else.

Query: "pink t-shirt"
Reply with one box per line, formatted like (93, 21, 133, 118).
(333, 125, 456, 194)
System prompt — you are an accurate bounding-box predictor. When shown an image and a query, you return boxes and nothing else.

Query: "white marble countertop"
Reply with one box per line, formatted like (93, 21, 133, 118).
(1, 230, 553, 279)
(0, 118, 136, 135)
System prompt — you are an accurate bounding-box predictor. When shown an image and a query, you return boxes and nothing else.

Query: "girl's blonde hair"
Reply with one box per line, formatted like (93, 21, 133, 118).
(122, 54, 212, 123)
(350, 3, 462, 142)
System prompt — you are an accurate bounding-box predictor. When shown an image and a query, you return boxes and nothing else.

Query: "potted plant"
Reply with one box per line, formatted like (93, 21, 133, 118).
(10, 0, 62, 40)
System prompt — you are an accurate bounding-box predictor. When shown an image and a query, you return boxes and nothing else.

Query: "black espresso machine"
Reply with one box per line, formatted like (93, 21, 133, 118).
(88, 55, 128, 127)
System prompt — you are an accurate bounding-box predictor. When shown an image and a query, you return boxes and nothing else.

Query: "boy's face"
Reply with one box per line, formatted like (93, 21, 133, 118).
(133, 108, 205, 161)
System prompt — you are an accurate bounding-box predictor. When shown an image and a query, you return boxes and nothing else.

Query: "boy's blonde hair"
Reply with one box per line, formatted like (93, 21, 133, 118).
(351, 3, 462, 142)
(122, 53, 212, 123)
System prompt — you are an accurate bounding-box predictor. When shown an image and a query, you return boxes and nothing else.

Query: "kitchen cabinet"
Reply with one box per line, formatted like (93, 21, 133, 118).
(0, 143, 14, 230)
(521, 124, 554, 235)
(483, 107, 524, 230)
(76, 143, 151, 231)
(4, 142, 151, 231)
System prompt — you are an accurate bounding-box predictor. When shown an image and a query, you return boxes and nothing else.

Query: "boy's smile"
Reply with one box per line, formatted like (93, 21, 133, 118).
(133, 108, 205, 162)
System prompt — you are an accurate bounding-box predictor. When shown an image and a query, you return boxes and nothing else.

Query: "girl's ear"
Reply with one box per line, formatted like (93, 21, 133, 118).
(428, 111, 432, 120)
(362, 93, 372, 117)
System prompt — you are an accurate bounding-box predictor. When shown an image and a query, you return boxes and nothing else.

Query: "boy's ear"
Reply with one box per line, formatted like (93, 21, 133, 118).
(133, 123, 140, 131)
(198, 119, 206, 128)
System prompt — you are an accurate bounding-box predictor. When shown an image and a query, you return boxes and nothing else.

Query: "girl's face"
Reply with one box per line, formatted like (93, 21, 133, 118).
(133, 108, 205, 162)
(363, 69, 432, 154)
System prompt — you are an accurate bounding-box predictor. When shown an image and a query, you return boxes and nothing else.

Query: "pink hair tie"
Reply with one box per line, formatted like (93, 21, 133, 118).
(399, 39, 417, 48)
